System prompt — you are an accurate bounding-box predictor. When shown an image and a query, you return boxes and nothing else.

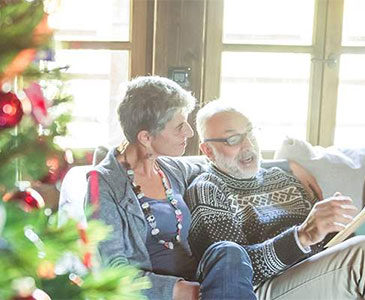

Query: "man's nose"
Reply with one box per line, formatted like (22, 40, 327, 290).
(240, 135, 254, 149)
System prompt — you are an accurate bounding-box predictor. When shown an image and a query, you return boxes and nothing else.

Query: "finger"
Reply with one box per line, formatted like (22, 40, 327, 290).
(332, 194, 352, 202)
(310, 182, 324, 200)
(325, 222, 347, 233)
(325, 202, 358, 214)
(331, 213, 355, 225)
(322, 196, 353, 206)
(332, 222, 347, 230)
(314, 203, 358, 220)
(312, 221, 346, 238)
(339, 205, 359, 216)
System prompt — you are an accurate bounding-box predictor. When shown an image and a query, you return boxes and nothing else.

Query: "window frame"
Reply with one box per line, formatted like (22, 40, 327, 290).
(52, 0, 152, 150)
(203, 0, 362, 157)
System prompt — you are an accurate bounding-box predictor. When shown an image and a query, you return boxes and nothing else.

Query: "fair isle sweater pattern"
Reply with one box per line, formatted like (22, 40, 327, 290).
(186, 166, 324, 286)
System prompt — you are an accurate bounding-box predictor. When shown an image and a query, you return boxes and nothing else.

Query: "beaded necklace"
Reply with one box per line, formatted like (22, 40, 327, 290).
(122, 152, 182, 250)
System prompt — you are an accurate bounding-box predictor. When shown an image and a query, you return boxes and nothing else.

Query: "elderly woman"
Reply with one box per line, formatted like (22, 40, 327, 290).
(86, 76, 320, 300)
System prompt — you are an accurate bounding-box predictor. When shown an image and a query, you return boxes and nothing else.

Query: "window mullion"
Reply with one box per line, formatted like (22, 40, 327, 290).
(318, 0, 344, 146)
(131, 0, 151, 78)
(203, 0, 223, 104)
(307, 0, 328, 145)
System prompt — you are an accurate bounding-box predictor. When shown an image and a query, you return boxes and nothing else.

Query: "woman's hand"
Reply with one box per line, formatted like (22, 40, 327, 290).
(173, 280, 200, 300)
(289, 160, 323, 200)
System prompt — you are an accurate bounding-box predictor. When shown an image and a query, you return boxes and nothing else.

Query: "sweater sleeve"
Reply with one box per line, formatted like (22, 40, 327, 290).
(186, 178, 309, 286)
(86, 170, 181, 299)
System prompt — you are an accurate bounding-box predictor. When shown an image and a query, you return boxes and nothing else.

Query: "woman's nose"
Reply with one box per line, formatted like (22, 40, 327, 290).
(184, 123, 194, 138)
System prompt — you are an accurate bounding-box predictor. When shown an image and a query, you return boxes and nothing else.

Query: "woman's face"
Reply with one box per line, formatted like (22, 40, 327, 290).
(150, 110, 194, 157)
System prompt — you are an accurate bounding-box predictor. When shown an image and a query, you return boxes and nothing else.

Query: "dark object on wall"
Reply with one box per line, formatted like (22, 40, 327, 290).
(168, 66, 191, 90)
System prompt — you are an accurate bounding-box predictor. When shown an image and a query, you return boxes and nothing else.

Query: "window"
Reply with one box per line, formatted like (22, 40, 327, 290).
(205, 0, 365, 156)
(335, 0, 365, 147)
(49, 0, 150, 149)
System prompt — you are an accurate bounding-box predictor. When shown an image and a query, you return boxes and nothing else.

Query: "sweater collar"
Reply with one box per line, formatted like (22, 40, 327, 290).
(209, 163, 265, 189)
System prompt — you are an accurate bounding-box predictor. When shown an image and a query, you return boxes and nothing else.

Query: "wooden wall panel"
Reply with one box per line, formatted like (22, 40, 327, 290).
(131, 0, 154, 77)
(153, 0, 207, 155)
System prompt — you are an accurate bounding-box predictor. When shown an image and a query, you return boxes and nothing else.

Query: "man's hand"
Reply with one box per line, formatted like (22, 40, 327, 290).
(297, 192, 358, 248)
(173, 280, 200, 300)
(288, 160, 323, 200)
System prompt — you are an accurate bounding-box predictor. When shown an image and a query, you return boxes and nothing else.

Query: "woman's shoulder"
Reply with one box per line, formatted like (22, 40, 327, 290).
(87, 148, 127, 186)
(158, 156, 209, 185)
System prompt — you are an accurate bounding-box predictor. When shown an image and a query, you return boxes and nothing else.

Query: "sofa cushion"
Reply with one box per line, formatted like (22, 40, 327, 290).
(274, 137, 365, 209)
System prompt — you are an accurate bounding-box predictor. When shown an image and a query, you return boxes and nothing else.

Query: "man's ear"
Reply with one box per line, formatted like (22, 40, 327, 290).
(136, 130, 152, 147)
(200, 142, 215, 161)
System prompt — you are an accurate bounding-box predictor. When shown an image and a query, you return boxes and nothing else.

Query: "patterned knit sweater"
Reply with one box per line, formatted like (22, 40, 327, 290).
(186, 165, 326, 286)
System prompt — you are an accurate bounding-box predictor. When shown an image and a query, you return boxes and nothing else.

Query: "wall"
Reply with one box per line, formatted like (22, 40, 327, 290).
(153, 0, 207, 155)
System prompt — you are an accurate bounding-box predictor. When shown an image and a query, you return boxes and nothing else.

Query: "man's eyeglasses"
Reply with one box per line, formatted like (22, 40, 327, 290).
(204, 127, 256, 146)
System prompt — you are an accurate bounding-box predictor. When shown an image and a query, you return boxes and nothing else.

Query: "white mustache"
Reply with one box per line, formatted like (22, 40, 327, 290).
(236, 151, 257, 161)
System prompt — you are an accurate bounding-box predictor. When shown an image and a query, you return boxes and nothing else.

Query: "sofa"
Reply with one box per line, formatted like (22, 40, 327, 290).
(58, 140, 365, 233)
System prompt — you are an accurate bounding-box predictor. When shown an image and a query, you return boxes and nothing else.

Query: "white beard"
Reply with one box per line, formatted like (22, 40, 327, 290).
(211, 144, 261, 179)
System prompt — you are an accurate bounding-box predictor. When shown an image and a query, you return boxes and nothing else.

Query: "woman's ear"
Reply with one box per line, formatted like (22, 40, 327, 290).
(200, 142, 215, 161)
(136, 130, 152, 147)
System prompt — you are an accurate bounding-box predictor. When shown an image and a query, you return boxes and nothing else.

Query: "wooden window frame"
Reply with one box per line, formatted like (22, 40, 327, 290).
(203, 0, 364, 157)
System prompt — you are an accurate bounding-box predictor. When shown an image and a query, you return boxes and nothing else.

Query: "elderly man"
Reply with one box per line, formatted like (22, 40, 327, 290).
(186, 99, 365, 300)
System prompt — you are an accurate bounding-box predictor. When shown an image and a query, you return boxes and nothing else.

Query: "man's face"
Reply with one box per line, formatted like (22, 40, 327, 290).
(203, 111, 261, 179)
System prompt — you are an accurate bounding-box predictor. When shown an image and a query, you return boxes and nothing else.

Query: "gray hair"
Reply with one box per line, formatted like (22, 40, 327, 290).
(196, 99, 245, 141)
(117, 76, 196, 143)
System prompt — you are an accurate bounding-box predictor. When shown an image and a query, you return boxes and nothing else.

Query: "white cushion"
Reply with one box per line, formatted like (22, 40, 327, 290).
(58, 165, 93, 227)
(274, 137, 365, 209)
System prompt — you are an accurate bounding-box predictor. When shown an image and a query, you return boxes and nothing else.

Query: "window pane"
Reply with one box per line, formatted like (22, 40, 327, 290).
(342, 0, 365, 46)
(49, 0, 130, 41)
(223, 0, 315, 45)
(334, 54, 365, 147)
(53, 50, 129, 149)
(220, 52, 311, 150)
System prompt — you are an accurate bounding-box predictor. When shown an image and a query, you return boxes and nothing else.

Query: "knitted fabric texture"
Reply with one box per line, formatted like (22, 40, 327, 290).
(186, 166, 325, 286)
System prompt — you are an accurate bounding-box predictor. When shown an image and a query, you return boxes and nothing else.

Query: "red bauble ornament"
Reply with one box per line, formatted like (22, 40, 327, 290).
(0, 91, 23, 130)
(13, 296, 36, 300)
(12, 288, 50, 300)
(24, 83, 49, 126)
(5, 188, 45, 211)
(11, 277, 50, 300)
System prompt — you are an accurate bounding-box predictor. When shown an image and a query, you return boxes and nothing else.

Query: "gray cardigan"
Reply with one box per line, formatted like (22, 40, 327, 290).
(86, 148, 206, 299)
(86, 147, 290, 299)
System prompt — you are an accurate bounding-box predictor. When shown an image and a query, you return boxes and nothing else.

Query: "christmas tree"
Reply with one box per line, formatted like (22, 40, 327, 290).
(0, 1, 150, 299)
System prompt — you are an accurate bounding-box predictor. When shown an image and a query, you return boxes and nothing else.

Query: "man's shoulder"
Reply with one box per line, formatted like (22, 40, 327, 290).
(260, 167, 312, 201)
(185, 170, 226, 208)
(262, 166, 301, 183)
(189, 169, 225, 189)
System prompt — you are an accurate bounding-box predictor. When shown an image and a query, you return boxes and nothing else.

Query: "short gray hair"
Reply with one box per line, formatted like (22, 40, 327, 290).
(118, 76, 196, 143)
(196, 99, 244, 141)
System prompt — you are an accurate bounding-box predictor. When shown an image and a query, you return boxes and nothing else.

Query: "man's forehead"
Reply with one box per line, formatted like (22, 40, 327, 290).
(206, 111, 251, 136)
